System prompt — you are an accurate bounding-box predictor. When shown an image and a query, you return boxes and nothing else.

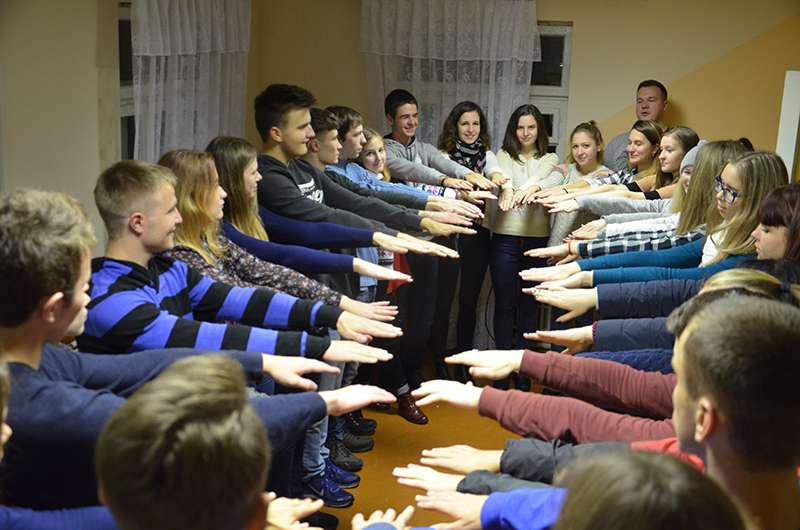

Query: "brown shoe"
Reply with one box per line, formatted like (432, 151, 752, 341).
(397, 392, 428, 424)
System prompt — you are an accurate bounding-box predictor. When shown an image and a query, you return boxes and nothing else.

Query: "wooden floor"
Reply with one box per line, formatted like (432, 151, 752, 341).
(329, 378, 521, 530)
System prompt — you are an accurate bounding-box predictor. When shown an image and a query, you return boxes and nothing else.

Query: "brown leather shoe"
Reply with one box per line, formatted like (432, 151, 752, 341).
(397, 392, 428, 424)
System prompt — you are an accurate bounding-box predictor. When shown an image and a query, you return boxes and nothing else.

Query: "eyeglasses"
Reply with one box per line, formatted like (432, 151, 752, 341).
(714, 175, 741, 204)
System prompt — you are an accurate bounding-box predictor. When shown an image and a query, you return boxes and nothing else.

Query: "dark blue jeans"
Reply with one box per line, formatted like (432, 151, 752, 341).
(489, 233, 548, 350)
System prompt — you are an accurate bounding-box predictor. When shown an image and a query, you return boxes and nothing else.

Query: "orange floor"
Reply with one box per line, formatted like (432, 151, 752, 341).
(328, 381, 522, 530)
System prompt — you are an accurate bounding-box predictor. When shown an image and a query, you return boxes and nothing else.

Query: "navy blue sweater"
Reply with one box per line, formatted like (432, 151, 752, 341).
(2, 345, 327, 510)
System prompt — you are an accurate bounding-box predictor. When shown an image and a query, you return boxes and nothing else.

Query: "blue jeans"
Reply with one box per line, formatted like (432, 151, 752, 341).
(303, 330, 344, 479)
(489, 233, 549, 350)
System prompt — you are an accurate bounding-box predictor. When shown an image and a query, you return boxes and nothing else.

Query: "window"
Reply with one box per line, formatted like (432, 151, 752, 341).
(530, 22, 572, 160)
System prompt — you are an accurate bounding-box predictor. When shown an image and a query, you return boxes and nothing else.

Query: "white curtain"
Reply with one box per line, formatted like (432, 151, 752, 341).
(132, 0, 251, 162)
(359, 0, 540, 145)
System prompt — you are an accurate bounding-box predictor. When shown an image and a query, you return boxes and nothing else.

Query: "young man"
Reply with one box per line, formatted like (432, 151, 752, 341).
(0, 188, 394, 510)
(97, 355, 323, 530)
(79, 160, 400, 360)
(603, 80, 670, 172)
(392, 296, 800, 530)
(254, 84, 469, 239)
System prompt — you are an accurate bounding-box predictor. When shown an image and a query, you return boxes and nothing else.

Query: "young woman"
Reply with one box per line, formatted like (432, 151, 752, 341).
(491, 104, 559, 389)
(425, 102, 507, 381)
(156, 149, 395, 322)
(522, 151, 789, 287)
(546, 127, 698, 218)
(533, 120, 662, 203)
(530, 140, 747, 262)
(204, 136, 425, 282)
(546, 121, 613, 246)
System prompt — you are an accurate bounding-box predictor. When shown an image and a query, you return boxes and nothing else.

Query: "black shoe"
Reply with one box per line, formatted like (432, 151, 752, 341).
(343, 410, 376, 436)
(453, 364, 474, 384)
(300, 511, 339, 530)
(434, 359, 453, 380)
(513, 373, 531, 392)
(493, 376, 510, 390)
(325, 435, 363, 471)
(342, 425, 374, 453)
(405, 370, 426, 390)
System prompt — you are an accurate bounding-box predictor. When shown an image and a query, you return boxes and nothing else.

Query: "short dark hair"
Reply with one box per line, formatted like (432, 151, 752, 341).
(254, 84, 316, 141)
(637, 79, 668, 101)
(675, 297, 800, 469)
(384, 89, 418, 118)
(309, 108, 339, 140)
(436, 101, 492, 152)
(501, 104, 549, 162)
(326, 106, 363, 142)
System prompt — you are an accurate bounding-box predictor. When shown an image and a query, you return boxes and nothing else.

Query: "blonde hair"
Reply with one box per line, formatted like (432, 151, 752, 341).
(95, 161, 177, 240)
(206, 137, 270, 241)
(359, 128, 392, 182)
(703, 268, 800, 305)
(96, 355, 270, 530)
(706, 151, 789, 264)
(672, 141, 749, 235)
(157, 150, 228, 265)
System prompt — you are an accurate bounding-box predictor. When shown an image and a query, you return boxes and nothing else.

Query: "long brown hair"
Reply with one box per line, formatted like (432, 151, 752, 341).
(205, 137, 269, 242)
(501, 104, 549, 162)
(627, 120, 662, 181)
(437, 101, 492, 152)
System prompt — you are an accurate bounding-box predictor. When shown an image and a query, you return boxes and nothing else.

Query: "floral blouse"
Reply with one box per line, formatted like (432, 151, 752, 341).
(163, 232, 342, 305)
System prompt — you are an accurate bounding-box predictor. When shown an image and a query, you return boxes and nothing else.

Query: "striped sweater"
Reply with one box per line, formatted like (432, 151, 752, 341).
(78, 256, 342, 357)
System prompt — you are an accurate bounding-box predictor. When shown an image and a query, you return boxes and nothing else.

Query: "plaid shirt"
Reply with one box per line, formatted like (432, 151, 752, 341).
(578, 227, 706, 258)
(588, 167, 636, 188)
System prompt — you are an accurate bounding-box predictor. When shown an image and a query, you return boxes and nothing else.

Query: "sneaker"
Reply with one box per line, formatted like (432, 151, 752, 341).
(302, 473, 354, 508)
(343, 410, 376, 436)
(342, 426, 374, 453)
(300, 511, 339, 530)
(325, 435, 363, 472)
(324, 458, 360, 488)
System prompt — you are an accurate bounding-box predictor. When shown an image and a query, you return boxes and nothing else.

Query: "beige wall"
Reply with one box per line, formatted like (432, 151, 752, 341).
(598, 10, 800, 151)
(0, 0, 120, 254)
(247, 0, 800, 152)
(0, 0, 119, 252)
(246, 0, 371, 146)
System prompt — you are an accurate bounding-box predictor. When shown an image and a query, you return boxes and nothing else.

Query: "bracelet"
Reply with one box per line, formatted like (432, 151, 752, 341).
(563, 188, 569, 195)
(567, 241, 572, 254)
(439, 176, 447, 186)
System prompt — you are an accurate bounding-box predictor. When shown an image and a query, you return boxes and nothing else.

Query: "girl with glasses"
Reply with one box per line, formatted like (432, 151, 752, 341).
(520, 151, 788, 287)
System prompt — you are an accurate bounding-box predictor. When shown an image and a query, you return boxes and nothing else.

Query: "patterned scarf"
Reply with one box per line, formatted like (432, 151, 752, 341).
(448, 137, 486, 174)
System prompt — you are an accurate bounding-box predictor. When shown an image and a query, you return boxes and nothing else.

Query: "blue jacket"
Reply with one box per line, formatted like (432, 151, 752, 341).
(577, 239, 753, 284)
(596, 279, 702, 318)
